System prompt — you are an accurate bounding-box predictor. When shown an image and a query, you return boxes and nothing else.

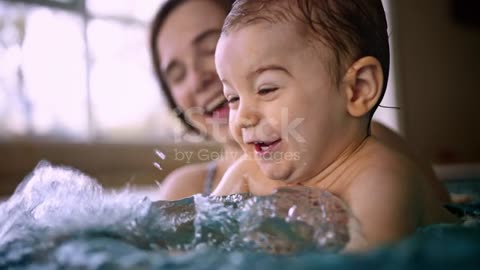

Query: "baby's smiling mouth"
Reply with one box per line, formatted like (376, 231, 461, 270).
(252, 139, 282, 154)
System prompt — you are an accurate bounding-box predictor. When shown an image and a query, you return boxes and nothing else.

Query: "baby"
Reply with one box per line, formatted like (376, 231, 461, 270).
(212, 0, 457, 251)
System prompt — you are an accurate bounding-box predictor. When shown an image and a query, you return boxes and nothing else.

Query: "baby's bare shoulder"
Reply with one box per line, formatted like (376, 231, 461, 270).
(344, 138, 424, 204)
(342, 140, 427, 249)
(356, 138, 420, 179)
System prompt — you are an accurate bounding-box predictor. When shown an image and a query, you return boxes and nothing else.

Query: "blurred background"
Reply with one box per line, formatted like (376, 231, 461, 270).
(0, 0, 479, 197)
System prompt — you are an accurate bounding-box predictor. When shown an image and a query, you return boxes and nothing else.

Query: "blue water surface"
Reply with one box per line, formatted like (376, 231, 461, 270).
(1, 161, 479, 270)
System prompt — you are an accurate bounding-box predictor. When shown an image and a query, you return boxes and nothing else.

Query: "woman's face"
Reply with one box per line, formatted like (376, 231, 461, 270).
(157, 0, 232, 143)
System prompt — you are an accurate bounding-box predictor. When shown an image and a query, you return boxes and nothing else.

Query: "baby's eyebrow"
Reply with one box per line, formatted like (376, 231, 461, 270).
(247, 65, 291, 80)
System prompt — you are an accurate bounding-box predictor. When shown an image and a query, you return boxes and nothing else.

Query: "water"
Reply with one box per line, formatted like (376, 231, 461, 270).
(1, 161, 480, 270)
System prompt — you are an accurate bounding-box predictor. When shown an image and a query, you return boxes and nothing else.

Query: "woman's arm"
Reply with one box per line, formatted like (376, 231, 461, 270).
(157, 163, 208, 200)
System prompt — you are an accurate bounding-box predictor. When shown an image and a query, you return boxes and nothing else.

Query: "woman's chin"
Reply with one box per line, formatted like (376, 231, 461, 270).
(208, 125, 235, 144)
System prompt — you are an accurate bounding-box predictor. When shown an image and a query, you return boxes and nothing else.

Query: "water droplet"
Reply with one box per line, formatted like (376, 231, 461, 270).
(155, 150, 166, 160)
(153, 162, 162, 171)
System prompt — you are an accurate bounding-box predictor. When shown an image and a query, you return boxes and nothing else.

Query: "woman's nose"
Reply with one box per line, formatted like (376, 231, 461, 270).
(187, 68, 216, 94)
(187, 56, 217, 94)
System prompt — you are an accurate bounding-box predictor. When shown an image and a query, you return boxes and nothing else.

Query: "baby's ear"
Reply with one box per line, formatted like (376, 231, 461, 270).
(342, 57, 384, 117)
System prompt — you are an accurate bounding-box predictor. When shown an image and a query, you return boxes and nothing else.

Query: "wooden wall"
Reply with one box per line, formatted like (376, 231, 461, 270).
(0, 141, 221, 197)
(392, 0, 480, 163)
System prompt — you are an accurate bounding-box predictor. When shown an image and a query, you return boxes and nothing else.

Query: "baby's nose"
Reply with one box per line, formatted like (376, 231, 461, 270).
(239, 116, 259, 129)
(235, 104, 260, 129)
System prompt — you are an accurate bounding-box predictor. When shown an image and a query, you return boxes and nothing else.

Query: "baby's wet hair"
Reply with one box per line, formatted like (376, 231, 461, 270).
(222, 0, 390, 117)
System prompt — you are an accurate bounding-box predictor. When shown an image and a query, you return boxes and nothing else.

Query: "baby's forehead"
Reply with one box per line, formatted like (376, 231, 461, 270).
(219, 20, 334, 64)
(216, 22, 336, 81)
(222, 8, 332, 53)
(222, 0, 301, 31)
(221, 20, 310, 47)
(218, 22, 305, 59)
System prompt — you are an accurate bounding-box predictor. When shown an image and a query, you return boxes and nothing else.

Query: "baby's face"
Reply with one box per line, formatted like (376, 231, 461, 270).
(215, 22, 352, 183)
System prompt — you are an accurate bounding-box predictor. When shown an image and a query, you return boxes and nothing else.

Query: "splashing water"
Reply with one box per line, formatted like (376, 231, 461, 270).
(153, 149, 166, 171)
(1, 161, 480, 270)
(0, 161, 351, 268)
(239, 186, 351, 254)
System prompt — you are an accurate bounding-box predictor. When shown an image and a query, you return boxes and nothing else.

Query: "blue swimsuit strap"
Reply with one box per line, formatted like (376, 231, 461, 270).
(203, 161, 218, 195)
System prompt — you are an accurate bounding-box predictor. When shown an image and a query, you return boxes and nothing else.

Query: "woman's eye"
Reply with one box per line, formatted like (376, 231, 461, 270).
(198, 40, 219, 56)
(199, 46, 216, 56)
(167, 67, 185, 84)
(258, 87, 278, 95)
(171, 73, 185, 84)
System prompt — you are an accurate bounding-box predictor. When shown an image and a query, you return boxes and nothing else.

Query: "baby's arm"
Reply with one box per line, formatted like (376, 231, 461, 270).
(212, 155, 286, 196)
(344, 165, 421, 251)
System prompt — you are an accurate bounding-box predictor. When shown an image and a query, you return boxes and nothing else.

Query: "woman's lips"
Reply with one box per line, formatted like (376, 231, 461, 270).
(253, 139, 282, 158)
(209, 104, 229, 121)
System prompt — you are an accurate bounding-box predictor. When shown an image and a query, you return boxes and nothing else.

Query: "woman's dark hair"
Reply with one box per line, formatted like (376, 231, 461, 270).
(149, 0, 234, 132)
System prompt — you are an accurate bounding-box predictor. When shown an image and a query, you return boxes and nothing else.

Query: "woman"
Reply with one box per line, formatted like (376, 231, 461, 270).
(150, 0, 239, 200)
(150, 0, 451, 203)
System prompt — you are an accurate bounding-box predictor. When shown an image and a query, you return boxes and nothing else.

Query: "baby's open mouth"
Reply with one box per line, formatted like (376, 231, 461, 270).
(253, 139, 282, 154)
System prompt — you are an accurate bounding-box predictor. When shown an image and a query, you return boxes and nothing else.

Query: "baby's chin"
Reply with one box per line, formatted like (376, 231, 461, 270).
(258, 160, 296, 183)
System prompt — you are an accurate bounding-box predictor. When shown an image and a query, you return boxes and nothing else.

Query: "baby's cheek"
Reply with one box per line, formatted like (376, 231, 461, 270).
(230, 126, 243, 147)
(228, 112, 240, 138)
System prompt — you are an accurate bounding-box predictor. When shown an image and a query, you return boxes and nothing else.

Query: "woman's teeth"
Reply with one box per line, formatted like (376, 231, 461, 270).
(205, 96, 227, 114)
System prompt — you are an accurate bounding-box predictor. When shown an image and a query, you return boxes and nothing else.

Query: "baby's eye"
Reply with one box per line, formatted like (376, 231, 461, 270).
(258, 87, 278, 95)
(227, 96, 239, 104)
